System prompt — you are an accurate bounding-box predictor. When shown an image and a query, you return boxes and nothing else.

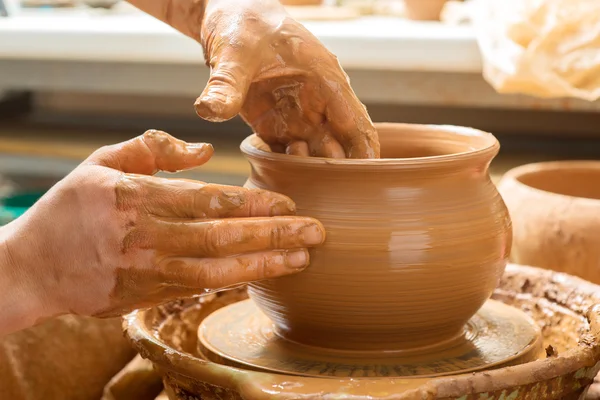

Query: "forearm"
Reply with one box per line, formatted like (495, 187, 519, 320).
(126, 0, 285, 42)
(126, 0, 206, 41)
(0, 221, 44, 337)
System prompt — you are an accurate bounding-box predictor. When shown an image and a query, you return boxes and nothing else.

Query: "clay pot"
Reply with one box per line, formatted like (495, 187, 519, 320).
(498, 161, 600, 283)
(240, 123, 512, 351)
(124, 264, 600, 399)
(279, 0, 322, 6)
(404, 0, 449, 21)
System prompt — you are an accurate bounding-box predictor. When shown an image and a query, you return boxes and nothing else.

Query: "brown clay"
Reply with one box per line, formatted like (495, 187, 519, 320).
(280, 0, 322, 6)
(404, 0, 449, 21)
(197, 298, 544, 377)
(0, 316, 135, 400)
(497, 161, 600, 283)
(102, 354, 163, 400)
(128, 0, 380, 158)
(240, 123, 511, 351)
(123, 263, 600, 399)
(0, 130, 324, 336)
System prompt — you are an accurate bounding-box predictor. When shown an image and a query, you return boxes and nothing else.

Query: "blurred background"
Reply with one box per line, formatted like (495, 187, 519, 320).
(1, 0, 600, 221)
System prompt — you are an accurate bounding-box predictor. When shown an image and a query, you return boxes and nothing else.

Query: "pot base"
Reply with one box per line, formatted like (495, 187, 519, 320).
(197, 299, 543, 378)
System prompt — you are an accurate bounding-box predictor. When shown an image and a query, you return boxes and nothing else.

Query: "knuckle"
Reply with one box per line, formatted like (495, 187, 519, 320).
(270, 224, 291, 249)
(255, 255, 268, 279)
(141, 130, 173, 154)
(203, 223, 225, 256)
(194, 264, 216, 288)
(202, 184, 247, 216)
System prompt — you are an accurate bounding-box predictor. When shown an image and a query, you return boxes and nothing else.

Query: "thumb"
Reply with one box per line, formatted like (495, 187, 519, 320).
(87, 130, 214, 175)
(195, 58, 253, 122)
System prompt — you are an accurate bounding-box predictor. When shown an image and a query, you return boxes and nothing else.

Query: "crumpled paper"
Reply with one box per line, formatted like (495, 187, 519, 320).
(472, 0, 600, 101)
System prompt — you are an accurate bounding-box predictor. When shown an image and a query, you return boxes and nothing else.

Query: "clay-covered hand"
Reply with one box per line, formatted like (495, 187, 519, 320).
(194, 0, 380, 159)
(0, 130, 325, 336)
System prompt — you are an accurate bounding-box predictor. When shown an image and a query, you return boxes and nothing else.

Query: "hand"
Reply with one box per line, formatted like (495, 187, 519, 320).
(0, 130, 325, 336)
(194, 0, 380, 159)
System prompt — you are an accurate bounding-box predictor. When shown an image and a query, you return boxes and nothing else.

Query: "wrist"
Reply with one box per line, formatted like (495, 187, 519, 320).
(0, 221, 47, 336)
(181, 0, 207, 42)
(126, 0, 206, 41)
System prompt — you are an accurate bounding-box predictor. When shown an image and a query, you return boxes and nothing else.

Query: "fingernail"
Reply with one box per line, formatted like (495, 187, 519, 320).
(187, 143, 214, 158)
(300, 221, 326, 246)
(270, 199, 296, 216)
(286, 249, 309, 269)
(187, 142, 212, 150)
(194, 96, 228, 123)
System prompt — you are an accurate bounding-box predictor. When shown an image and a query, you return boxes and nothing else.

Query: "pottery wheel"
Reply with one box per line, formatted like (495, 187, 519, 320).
(198, 299, 543, 378)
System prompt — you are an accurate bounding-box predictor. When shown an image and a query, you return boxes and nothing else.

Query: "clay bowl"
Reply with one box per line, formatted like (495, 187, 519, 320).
(240, 123, 511, 351)
(498, 161, 600, 283)
(124, 264, 600, 399)
(280, 0, 322, 6)
(404, 0, 449, 21)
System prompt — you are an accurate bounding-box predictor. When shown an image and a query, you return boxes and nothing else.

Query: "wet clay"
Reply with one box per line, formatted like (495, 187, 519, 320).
(128, 0, 379, 158)
(0, 316, 135, 400)
(124, 264, 600, 399)
(92, 130, 324, 317)
(404, 0, 449, 21)
(498, 161, 600, 284)
(240, 123, 512, 351)
(1, 129, 324, 337)
(197, 298, 543, 378)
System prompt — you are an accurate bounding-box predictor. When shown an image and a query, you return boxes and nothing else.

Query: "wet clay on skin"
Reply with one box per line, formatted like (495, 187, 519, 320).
(5, 129, 325, 328)
(241, 123, 512, 351)
(93, 130, 325, 317)
(124, 264, 600, 399)
(126, 0, 380, 159)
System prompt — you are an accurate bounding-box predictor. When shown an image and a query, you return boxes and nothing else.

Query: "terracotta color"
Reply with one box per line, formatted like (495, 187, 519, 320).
(197, 298, 543, 377)
(404, 0, 449, 21)
(0, 129, 324, 337)
(280, 0, 322, 6)
(102, 354, 163, 400)
(498, 161, 600, 283)
(123, 264, 600, 399)
(127, 0, 380, 158)
(240, 123, 511, 351)
(0, 316, 135, 400)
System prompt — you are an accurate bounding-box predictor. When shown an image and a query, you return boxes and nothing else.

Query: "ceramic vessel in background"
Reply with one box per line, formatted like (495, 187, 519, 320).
(498, 161, 600, 283)
(240, 123, 512, 351)
(404, 0, 449, 20)
(280, 0, 322, 6)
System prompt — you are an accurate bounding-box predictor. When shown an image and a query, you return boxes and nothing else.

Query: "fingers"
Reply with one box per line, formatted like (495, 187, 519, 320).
(306, 131, 345, 158)
(87, 130, 214, 175)
(119, 174, 296, 218)
(286, 141, 309, 156)
(157, 249, 310, 289)
(247, 106, 345, 158)
(195, 53, 255, 122)
(152, 216, 326, 257)
(323, 72, 381, 159)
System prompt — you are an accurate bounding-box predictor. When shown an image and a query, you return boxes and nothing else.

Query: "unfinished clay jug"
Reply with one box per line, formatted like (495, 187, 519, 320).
(240, 123, 511, 351)
(404, 0, 449, 21)
(498, 161, 600, 283)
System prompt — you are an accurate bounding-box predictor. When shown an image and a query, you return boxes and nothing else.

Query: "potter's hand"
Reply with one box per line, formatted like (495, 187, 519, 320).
(195, 0, 380, 158)
(0, 130, 325, 337)
(125, 0, 380, 159)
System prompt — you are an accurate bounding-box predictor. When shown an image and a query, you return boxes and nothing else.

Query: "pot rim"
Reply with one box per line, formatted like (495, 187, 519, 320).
(502, 160, 600, 204)
(240, 123, 499, 168)
(123, 264, 600, 398)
